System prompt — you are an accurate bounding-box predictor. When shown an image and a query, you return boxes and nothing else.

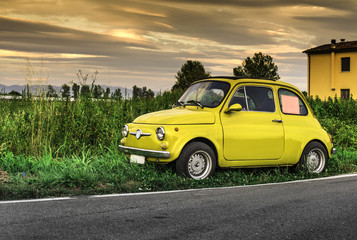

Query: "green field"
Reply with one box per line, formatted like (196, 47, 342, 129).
(1, 93, 357, 200)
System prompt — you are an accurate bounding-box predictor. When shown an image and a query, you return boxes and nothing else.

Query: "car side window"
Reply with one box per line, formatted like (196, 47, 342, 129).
(228, 86, 275, 112)
(278, 89, 308, 115)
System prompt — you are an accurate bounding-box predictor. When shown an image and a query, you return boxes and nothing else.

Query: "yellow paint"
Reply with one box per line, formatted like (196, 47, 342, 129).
(307, 51, 357, 99)
(120, 78, 333, 168)
(220, 85, 284, 160)
(134, 107, 215, 125)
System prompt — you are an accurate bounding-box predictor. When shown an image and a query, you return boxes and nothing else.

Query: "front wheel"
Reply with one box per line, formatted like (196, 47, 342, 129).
(176, 142, 216, 180)
(299, 142, 328, 173)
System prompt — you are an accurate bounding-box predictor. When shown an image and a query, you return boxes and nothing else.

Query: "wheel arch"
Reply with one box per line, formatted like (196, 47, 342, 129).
(301, 139, 329, 159)
(297, 139, 329, 173)
(181, 137, 218, 163)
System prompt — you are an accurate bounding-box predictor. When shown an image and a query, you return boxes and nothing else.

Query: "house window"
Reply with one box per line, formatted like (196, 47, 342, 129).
(341, 89, 350, 100)
(341, 57, 350, 72)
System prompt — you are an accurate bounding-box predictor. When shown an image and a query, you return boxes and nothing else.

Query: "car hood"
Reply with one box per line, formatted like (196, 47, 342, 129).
(133, 108, 215, 125)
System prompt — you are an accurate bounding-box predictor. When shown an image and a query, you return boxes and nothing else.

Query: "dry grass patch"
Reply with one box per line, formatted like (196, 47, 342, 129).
(0, 169, 9, 183)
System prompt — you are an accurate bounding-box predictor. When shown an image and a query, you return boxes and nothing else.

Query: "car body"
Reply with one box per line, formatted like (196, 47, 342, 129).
(119, 77, 335, 179)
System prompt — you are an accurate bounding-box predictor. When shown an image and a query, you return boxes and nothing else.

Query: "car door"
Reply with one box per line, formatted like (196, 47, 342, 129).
(221, 84, 285, 160)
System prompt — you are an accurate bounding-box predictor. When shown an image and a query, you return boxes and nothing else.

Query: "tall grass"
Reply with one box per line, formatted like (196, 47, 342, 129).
(0, 90, 183, 157)
(1, 89, 357, 200)
(0, 91, 356, 157)
(307, 96, 357, 149)
(1, 147, 356, 200)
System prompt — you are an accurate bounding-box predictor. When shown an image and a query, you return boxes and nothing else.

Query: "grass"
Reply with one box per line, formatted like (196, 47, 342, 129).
(1, 89, 357, 200)
(1, 146, 356, 200)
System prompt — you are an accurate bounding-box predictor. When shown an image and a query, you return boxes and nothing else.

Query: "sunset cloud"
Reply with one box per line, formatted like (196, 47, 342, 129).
(0, 0, 357, 90)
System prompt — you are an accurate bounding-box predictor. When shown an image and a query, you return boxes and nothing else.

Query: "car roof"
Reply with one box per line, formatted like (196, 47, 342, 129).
(198, 76, 299, 90)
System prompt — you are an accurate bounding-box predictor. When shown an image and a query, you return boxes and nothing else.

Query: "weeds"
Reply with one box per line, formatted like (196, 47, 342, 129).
(0, 91, 357, 200)
(0, 90, 182, 157)
(1, 146, 356, 200)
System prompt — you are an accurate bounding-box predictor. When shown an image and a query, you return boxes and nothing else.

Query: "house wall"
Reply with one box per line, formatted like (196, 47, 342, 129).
(308, 51, 357, 99)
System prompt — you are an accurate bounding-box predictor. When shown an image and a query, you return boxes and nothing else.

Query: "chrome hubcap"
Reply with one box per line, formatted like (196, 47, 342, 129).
(307, 148, 325, 173)
(188, 151, 211, 179)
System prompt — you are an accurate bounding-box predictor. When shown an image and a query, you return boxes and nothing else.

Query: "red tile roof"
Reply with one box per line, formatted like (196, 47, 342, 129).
(303, 40, 357, 54)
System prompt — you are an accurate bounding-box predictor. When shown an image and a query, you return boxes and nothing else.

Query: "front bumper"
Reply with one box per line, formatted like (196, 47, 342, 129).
(118, 145, 170, 158)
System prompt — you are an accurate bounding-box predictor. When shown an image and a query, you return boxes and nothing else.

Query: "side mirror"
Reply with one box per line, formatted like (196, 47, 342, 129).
(224, 103, 242, 113)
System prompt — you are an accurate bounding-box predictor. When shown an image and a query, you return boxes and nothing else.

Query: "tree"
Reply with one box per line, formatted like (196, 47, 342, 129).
(22, 84, 32, 99)
(132, 85, 155, 100)
(172, 60, 211, 91)
(143, 87, 155, 99)
(104, 87, 110, 99)
(72, 83, 80, 99)
(92, 85, 104, 99)
(233, 52, 280, 80)
(80, 85, 91, 98)
(111, 88, 122, 100)
(61, 84, 71, 99)
(46, 85, 58, 98)
(73, 69, 99, 98)
(132, 85, 142, 100)
(9, 90, 21, 96)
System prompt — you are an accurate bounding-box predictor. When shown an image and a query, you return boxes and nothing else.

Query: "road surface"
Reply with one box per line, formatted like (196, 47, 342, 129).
(1, 174, 357, 239)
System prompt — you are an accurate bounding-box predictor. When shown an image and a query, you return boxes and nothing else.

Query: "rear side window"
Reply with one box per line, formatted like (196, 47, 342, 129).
(229, 86, 275, 112)
(278, 89, 308, 115)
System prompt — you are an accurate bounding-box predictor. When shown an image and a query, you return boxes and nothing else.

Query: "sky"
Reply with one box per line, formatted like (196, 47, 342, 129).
(1, 0, 357, 92)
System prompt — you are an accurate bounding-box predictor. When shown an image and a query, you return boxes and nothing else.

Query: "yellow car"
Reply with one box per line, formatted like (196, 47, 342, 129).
(119, 77, 335, 179)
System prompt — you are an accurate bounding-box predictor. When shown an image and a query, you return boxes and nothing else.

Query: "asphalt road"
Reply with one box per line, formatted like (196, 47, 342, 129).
(1, 174, 357, 240)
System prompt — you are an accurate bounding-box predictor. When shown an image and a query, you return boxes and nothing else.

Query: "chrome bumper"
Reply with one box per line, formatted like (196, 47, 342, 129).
(331, 148, 336, 154)
(118, 145, 170, 158)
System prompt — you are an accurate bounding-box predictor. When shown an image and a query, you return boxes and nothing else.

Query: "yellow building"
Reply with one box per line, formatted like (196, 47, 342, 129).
(303, 39, 357, 99)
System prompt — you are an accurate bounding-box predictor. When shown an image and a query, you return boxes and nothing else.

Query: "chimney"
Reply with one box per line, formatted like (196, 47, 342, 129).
(340, 39, 346, 42)
(331, 39, 336, 44)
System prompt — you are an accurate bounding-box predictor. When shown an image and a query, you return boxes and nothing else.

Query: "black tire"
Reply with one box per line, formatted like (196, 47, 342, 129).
(298, 141, 328, 173)
(176, 142, 216, 180)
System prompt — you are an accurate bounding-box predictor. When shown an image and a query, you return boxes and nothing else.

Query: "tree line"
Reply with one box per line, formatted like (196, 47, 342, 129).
(5, 52, 279, 99)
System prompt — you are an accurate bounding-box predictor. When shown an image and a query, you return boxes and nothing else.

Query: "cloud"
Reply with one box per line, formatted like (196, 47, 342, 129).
(0, 0, 356, 91)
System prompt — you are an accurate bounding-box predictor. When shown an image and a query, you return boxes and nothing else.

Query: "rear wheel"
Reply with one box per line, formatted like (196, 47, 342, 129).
(299, 142, 328, 173)
(176, 142, 216, 180)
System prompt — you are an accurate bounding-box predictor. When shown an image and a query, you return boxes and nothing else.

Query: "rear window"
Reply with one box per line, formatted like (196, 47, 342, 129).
(278, 89, 307, 115)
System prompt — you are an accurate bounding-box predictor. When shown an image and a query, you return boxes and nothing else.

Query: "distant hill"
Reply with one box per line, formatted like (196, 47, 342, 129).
(0, 84, 24, 94)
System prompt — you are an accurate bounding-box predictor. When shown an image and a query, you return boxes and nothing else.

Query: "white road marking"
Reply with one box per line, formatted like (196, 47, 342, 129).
(0, 197, 73, 204)
(90, 172, 357, 198)
(1, 173, 356, 204)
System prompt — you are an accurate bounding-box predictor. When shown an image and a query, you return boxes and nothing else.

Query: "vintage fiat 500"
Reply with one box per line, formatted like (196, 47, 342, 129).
(119, 77, 335, 180)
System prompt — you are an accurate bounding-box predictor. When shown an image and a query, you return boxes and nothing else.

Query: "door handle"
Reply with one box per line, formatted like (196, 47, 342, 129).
(272, 119, 283, 123)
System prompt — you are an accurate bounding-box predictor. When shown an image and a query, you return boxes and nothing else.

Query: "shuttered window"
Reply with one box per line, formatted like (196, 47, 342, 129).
(341, 57, 350, 72)
(341, 89, 350, 100)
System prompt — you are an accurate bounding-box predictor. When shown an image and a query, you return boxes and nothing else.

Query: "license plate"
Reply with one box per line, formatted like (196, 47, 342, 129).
(130, 154, 145, 164)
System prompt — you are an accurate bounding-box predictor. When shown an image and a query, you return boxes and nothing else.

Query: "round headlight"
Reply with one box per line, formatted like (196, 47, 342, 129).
(122, 125, 129, 137)
(156, 127, 165, 141)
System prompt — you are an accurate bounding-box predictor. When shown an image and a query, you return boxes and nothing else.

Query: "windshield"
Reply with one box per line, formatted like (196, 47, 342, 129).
(176, 81, 230, 108)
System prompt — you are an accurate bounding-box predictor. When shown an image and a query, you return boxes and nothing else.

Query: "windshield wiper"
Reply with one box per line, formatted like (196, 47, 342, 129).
(186, 100, 203, 108)
(174, 101, 185, 107)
